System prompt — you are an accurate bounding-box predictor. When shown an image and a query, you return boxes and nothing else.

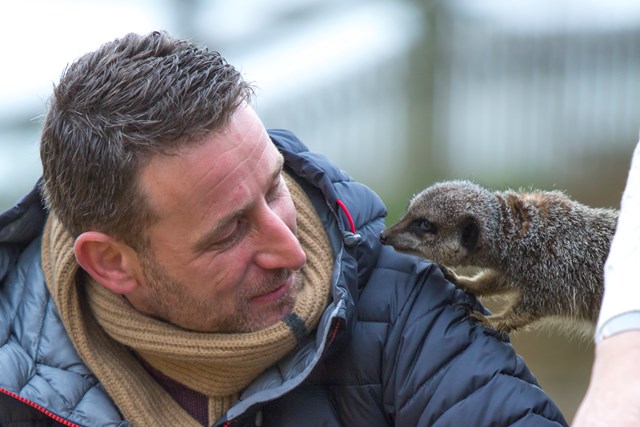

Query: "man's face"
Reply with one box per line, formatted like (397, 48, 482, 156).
(132, 104, 307, 333)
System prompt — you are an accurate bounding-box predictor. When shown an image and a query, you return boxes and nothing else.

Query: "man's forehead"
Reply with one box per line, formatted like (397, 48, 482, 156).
(138, 129, 281, 218)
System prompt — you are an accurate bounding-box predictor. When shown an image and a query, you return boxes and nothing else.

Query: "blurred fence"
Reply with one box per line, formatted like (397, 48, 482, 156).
(429, 2, 640, 191)
(228, 0, 423, 197)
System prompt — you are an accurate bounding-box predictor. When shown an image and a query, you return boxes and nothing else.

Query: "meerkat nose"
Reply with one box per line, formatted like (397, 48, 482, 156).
(379, 231, 388, 245)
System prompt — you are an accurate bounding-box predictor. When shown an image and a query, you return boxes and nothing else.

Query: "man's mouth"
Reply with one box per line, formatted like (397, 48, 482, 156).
(251, 274, 294, 305)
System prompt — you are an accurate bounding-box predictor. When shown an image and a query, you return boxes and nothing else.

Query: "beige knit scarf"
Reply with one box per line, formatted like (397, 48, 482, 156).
(42, 174, 333, 426)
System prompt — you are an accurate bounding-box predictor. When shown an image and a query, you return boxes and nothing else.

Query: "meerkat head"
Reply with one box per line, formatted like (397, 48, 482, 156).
(380, 180, 498, 267)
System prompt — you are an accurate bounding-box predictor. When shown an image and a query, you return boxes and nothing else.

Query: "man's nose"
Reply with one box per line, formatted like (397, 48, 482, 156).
(254, 211, 307, 271)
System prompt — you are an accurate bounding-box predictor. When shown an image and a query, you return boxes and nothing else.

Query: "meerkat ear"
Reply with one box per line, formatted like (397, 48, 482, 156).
(460, 218, 480, 250)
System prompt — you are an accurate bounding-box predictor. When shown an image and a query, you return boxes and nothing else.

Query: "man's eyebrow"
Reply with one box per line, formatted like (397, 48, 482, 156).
(192, 155, 285, 253)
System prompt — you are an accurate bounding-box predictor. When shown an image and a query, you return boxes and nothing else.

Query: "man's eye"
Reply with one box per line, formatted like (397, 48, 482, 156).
(266, 175, 284, 204)
(214, 221, 243, 248)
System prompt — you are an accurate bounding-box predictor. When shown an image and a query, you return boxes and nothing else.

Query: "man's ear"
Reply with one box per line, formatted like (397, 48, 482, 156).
(73, 231, 143, 295)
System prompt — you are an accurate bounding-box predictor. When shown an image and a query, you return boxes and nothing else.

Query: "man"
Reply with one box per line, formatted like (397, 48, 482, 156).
(0, 31, 567, 426)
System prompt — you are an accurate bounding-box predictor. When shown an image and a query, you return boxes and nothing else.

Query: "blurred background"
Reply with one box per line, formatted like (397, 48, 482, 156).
(2, 0, 640, 422)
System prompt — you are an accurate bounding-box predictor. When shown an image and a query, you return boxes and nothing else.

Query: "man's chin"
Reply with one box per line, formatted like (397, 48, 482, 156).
(247, 280, 302, 331)
(247, 293, 298, 331)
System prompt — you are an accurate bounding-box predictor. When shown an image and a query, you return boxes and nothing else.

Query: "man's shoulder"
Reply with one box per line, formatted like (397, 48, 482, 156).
(0, 233, 124, 426)
(358, 245, 482, 327)
(352, 249, 568, 425)
(0, 178, 46, 246)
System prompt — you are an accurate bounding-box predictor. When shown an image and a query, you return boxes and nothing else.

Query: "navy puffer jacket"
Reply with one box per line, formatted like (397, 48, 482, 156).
(0, 129, 567, 426)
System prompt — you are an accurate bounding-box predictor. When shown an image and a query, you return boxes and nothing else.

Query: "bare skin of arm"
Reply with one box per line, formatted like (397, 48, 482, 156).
(573, 331, 640, 427)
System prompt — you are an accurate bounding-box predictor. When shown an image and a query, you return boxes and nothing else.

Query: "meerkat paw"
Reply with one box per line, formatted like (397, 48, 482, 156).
(469, 311, 513, 334)
(439, 265, 475, 293)
(440, 265, 460, 283)
(469, 311, 491, 326)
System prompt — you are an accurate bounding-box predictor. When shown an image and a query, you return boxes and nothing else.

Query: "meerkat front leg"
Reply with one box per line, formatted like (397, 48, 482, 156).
(471, 295, 541, 334)
(440, 266, 513, 297)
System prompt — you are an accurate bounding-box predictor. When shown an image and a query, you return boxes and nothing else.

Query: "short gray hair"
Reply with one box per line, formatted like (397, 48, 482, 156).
(40, 31, 254, 247)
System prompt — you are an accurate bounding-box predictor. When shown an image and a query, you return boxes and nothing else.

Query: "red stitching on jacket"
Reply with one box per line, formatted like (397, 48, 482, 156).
(336, 199, 356, 234)
(0, 387, 80, 427)
(328, 318, 342, 347)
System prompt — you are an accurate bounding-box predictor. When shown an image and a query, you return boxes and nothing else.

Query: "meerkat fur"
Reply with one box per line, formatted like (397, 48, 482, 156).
(380, 180, 618, 336)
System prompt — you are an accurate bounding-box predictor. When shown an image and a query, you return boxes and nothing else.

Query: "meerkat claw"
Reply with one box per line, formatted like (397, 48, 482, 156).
(470, 312, 513, 335)
(440, 265, 460, 284)
(469, 311, 489, 325)
(440, 265, 475, 293)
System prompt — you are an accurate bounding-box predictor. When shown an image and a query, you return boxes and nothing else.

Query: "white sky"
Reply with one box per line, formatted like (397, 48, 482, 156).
(0, 0, 174, 117)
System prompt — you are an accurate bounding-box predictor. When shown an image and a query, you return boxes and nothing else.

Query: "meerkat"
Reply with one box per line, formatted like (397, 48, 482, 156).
(379, 180, 619, 335)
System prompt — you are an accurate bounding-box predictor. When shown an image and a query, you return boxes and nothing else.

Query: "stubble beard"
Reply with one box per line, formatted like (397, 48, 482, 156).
(137, 250, 303, 333)
(234, 270, 303, 332)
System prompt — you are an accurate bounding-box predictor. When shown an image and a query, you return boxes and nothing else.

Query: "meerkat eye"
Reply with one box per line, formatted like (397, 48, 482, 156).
(411, 218, 437, 234)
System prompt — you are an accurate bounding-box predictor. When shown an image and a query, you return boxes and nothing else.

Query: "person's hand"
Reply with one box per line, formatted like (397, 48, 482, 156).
(572, 330, 640, 426)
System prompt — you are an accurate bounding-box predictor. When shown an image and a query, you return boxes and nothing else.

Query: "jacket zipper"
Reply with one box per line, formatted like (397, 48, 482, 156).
(0, 386, 81, 427)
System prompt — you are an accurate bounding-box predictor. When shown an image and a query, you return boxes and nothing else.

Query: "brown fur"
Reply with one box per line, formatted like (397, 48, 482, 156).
(380, 180, 619, 335)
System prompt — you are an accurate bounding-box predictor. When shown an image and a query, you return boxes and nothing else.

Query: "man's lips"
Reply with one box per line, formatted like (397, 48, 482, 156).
(251, 275, 293, 305)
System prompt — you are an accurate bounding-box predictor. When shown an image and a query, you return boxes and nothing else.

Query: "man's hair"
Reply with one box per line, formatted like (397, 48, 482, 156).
(40, 31, 254, 247)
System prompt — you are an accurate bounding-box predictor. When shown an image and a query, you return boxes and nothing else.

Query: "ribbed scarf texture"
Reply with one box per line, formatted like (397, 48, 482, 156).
(42, 174, 333, 426)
